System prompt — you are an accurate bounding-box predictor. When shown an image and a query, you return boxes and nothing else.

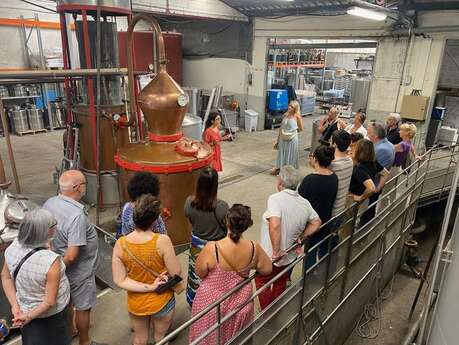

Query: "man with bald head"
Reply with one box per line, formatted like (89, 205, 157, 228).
(44, 170, 101, 345)
(318, 107, 339, 145)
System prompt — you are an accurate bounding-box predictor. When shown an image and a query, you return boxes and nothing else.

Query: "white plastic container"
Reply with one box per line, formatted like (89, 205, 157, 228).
(244, 109, 258, 132)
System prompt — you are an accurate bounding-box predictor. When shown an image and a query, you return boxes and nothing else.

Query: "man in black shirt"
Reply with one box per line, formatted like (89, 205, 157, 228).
(386, 113, 402, 145)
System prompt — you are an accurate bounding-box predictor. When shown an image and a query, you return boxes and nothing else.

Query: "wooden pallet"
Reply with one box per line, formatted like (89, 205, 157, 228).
(15, 128, 48, 136)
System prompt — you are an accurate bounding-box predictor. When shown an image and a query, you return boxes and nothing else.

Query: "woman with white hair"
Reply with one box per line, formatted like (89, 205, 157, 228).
(1, 208, 71, 345)
(386, 113, 402, 145)
(271, 100, 304, 175)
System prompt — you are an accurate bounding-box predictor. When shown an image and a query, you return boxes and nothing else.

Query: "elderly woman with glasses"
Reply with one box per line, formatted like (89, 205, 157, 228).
(1, 208, 71, 345)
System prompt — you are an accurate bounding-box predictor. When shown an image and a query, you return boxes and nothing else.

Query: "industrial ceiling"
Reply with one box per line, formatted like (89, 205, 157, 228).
(220, 0, 459, 17)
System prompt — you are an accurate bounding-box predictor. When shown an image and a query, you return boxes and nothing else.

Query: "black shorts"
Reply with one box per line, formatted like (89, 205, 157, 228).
(21, 306, 71, 345)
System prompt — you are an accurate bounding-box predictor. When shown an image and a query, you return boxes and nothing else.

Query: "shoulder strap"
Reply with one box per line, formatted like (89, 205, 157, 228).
(13, 247, 46, 280)
(214, 242, 219, 263)
(249, 241, 256, 265)
(120, 237, 161, 278)
(215, 243, 249, 279)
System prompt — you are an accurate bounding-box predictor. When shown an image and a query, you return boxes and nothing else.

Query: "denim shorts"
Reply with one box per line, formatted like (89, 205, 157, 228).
(153, 297, 175, 319)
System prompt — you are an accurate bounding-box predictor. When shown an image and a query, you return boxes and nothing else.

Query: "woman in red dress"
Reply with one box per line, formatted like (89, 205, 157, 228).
(203, 111, 229, 172)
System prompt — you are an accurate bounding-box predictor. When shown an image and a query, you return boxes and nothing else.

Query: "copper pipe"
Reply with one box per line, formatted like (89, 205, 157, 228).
(0, 100, 21, 193)
(125, 13, 167, 131)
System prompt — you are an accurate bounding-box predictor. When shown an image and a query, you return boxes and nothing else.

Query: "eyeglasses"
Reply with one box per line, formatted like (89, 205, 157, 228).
(73, 182, 87, 189)
(49, 221, 57, 229)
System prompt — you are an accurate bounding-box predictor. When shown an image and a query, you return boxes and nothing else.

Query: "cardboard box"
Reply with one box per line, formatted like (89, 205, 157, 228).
(400, 95, 430, 121)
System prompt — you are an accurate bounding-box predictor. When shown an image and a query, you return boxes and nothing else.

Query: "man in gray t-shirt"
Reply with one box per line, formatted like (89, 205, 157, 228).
(44, 170, 103, 345)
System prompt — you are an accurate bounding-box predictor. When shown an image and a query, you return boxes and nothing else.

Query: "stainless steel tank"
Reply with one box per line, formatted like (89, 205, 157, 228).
(0, 86, 9, 98)
(11, 106, 29, 133)
(12, 84, 27, 97)
(27, 84, 39, 96)
(182, 114, 203, 141)
(116, 15, 212, 249)
(50, 99, 66, 128)
(27, 104, 45, 130)
(310, 118, 321, 154)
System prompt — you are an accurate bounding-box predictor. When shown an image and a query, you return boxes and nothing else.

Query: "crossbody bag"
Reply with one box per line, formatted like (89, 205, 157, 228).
(13, 247, 47, 281)
(121, 239, 185, 294)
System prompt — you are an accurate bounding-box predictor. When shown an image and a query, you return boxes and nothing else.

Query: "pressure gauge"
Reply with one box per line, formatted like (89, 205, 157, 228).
(177, 93, 189, 107)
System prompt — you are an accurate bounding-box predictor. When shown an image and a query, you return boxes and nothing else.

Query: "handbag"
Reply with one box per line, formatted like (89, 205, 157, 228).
(121, 238, 185, 294)
(280, 129, 296, 142)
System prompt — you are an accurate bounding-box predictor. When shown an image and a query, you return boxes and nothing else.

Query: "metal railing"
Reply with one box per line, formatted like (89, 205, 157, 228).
(155, 144, 459, 345)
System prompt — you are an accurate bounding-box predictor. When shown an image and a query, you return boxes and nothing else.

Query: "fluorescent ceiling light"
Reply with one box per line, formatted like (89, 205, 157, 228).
(347, 6, 387, 21)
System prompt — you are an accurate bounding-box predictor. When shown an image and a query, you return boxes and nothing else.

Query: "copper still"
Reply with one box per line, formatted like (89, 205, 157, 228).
(116, 14, 212, 248)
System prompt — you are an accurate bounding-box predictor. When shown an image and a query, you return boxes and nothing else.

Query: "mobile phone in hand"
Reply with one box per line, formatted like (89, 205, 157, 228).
(154, 274, 183, 293)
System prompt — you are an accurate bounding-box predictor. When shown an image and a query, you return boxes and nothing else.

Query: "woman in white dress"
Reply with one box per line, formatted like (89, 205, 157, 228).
(271, 100, 303, 175)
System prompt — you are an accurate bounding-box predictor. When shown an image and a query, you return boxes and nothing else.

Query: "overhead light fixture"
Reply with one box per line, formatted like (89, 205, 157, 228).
(347, 6, 387, 21)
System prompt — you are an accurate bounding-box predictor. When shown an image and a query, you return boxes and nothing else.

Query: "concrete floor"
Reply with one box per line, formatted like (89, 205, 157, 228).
(0, 115, 436, 345)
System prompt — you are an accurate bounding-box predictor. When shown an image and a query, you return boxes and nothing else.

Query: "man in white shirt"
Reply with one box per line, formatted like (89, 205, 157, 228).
(256, 166, 321, 310)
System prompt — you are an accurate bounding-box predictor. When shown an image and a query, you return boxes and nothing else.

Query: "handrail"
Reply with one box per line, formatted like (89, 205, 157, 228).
(153, 143, 458, 345)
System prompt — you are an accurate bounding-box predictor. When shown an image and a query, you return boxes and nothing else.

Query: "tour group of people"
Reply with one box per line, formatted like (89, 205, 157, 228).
(1, 104, 420, 345)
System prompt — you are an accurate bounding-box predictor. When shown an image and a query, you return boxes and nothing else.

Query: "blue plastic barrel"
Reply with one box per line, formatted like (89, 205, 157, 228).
(268, 89, 288, 111)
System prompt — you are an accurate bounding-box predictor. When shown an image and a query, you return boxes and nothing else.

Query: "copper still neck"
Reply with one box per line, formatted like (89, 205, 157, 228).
(126, 14, 188, 140)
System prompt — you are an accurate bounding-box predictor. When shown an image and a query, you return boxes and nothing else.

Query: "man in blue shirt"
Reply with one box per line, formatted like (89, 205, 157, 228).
(368, 122, 395, 169)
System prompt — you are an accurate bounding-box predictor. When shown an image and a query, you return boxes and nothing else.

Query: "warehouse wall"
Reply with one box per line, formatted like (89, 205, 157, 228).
(0, 0, 62, 69)
(183, 57, 248, 109)
(248, 11, 459, 132)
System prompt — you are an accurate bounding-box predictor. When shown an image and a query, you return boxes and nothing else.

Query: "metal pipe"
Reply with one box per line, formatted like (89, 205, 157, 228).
(0, 100, 21, 194)
(125, 13, 167, 132)
(95, 1, 102, 224)
(417, 149, 459, 345)
(0, 68, 132, 79)
(35, 13, 53, 132)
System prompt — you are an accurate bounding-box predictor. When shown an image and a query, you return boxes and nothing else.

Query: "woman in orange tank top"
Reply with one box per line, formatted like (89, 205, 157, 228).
(112, 194, 181, 345)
